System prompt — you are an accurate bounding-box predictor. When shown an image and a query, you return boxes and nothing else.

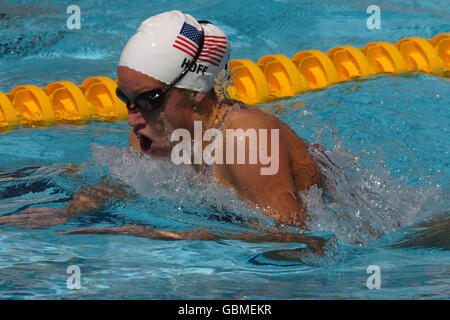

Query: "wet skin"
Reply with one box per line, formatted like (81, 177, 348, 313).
(121, 66, 323, 227)
(0, 66, 325, 249)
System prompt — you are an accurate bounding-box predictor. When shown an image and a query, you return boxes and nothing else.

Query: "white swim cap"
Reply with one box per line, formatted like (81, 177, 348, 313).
(119, 10, 231, 92)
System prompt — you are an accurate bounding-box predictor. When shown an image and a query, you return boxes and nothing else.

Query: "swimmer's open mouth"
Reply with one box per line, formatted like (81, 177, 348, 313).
(137, 133, 154, 154)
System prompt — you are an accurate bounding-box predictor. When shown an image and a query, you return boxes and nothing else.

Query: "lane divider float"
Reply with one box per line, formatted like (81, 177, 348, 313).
(1, 33, 448, 131)
(227, 33, 449, 104)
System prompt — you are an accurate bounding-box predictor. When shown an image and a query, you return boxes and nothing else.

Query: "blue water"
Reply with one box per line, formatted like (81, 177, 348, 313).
(0, 0, 449, 299)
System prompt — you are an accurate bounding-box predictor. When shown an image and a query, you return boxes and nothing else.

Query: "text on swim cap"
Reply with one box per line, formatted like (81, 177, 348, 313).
(181, 58, 209, 75)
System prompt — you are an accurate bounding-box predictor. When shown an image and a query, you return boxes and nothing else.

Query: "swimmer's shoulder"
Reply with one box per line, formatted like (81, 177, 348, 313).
(220, 101, 311, 149)
(223, 103, 280, 131)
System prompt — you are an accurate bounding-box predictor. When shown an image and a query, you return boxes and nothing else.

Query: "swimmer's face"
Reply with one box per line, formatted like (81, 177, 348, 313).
(118, 66, 191, 157)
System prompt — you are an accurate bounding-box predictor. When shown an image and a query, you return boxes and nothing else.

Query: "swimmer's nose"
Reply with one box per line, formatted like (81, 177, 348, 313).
(128, 109, 147, 127)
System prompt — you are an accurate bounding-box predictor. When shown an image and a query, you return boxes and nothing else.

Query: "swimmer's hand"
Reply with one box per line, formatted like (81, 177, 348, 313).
(0, 207, 70, 229)
(0, 192, 101, 229)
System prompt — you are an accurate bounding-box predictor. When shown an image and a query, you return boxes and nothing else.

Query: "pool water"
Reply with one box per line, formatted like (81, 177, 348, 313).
(0, 0, 449, 299)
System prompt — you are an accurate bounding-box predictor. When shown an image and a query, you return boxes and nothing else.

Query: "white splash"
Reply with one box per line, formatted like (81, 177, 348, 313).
(302, 143, 446, 246)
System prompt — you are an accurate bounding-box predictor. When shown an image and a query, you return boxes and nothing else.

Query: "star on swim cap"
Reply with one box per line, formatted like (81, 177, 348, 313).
(119, 10, 231, 92)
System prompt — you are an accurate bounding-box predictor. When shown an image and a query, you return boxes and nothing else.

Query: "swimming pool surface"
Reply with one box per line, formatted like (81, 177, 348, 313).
(0, 0, 449, 299)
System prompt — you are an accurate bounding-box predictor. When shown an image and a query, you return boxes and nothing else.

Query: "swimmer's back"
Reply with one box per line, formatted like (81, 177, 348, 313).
(219, 106, 323, 193)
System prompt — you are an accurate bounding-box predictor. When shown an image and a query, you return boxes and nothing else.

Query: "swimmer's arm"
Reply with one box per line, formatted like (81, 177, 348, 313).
(58, 225, 325, 255)
(64, 183, 133, 218)
(0, 183, 133, 228)
(2, 130, 140, 229)
(225, 162, 307, 228)
(221, 123, 308, 228)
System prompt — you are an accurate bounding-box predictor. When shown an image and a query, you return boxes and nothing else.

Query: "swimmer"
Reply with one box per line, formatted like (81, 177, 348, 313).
(0, 11, 326, 251)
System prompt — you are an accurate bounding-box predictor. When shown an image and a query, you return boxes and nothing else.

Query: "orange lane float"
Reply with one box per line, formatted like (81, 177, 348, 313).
(396, 37, 444, 75)
(45, 81, 93, 124)
(291, 49, 339, 89)
(81, 76, 128, 122)
(1, 33, 448, 131)
(327, 45, 376, 81)
(362, 42, 407, 74)
(257, 54, 309, 98)
(0, 91, 19, 131)
(8, 84, 56, 127)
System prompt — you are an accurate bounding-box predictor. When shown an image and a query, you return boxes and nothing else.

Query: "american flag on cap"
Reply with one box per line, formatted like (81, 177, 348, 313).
(172, 22, 227, 67)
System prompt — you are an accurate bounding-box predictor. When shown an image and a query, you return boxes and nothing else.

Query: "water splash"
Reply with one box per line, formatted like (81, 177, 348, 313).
(90, 139, 446, 248)
(90, 144, 265, 229)
(302, 140, 447, 246)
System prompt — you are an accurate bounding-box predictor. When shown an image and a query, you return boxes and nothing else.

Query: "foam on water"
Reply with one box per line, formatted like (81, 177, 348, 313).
(302, 141, 447, 246)
(89, 141, 446, 247)
(90, 144, 267, 230)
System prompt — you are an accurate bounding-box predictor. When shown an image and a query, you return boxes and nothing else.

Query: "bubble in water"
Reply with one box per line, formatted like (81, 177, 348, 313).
(302, 143, 447, 246)
(89, 140, 446, 248)
(90, 143, 266, 229)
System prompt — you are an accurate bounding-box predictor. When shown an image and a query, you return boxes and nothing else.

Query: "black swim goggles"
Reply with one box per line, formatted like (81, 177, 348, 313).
(116, 21, 209, 120)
